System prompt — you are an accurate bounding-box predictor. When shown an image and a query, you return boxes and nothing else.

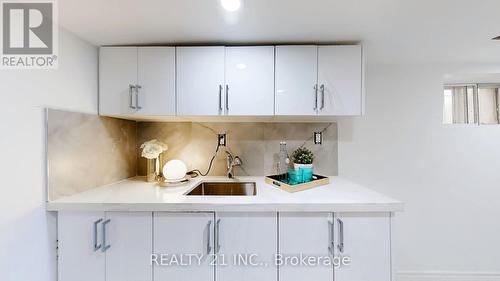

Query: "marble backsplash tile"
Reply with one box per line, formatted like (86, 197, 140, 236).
(47, 109, 136, 200)
(137, 122, 338, 177)
(47, 109, 337, 200)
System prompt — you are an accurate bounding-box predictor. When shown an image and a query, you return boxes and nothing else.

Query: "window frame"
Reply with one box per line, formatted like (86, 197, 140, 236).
(443, 83, 500, 125)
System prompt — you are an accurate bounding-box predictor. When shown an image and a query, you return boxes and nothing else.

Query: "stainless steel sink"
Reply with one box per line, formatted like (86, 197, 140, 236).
(186, 182, 256, 196)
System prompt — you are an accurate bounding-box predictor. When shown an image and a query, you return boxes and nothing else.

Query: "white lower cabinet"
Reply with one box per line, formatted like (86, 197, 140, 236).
(58, 211, 390, 281)
(58, 212, 106, 281)
(215, 212, 277, 281)
(279, 212, 334, 281)
(333, 213, 391, 281)
(279, 212, 391, 281)
(153, 212, 215, 281)
(58, 211, 153, 281)
(105, 212, 153, 281)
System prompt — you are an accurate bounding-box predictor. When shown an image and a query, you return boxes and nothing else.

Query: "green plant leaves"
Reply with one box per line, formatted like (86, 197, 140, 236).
(291, 146, 314, 164)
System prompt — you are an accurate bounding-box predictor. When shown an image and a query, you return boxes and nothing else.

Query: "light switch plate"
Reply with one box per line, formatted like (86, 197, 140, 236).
(314, 132, 322, 145)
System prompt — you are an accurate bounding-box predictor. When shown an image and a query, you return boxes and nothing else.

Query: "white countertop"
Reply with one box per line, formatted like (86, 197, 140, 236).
(46, 176, 403, 212)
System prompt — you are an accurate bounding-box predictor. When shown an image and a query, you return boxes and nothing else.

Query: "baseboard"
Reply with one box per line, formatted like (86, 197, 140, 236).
(397, 271, 500, 281)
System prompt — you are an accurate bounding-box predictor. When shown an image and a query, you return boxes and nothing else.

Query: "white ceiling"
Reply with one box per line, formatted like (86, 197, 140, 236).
(58, 0, 500, 64)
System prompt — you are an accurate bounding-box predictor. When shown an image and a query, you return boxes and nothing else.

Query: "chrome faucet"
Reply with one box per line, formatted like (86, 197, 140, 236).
(225, 151, 242, 178)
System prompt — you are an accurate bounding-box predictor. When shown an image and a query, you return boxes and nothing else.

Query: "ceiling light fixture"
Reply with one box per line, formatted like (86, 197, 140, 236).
(493, 36, 500, 40)
(220, 0, 241, 12)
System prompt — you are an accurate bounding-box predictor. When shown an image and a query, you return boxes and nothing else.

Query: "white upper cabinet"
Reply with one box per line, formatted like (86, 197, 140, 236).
(136, 47, 176, 116)
(99, 47, 176, 117)
(317, 45, 363, 116)
(333, 213, 391, 281)
(275, 45, 363, 116)
(99, 47, 138, 117)
(177, 47, 226, 116)
(275, 46, 319, 115)
(99, 45, 363, 118)
(225, 46, 275, 116)
(177, 46, 274, 116)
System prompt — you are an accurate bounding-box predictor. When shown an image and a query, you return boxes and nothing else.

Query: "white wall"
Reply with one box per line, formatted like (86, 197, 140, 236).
(337, 63, 500, 280)
(0, 28, 97, 281)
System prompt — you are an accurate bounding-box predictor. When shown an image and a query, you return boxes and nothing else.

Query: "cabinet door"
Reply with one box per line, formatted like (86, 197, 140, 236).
(153, 212, 215, 281)
(275, 46, 318, 115)
(317, 45, 362, 116)
(225, 46, 275, 115)
(215, 212, 277, 281)
(99, 47, 138, 116)
(136, 47, 176, 116)
(58, 211, 105, 281)
(177, 47, 225, 116)
(105, 212, 153, 281)
(279, 212, 333, 281)
(333, 213, 391, 281)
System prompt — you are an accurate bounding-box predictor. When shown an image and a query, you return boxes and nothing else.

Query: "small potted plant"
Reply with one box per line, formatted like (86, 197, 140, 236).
(289, 146, 314, 183)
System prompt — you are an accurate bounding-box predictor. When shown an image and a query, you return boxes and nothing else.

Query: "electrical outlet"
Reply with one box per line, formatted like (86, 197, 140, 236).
(314, 132, 322, 145)
(218, 134, 227, 147)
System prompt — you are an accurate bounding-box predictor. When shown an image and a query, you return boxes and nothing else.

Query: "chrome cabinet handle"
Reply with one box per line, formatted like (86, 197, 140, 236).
(337, 218, 344, 253)
(93, 219, 103, 251)
(135, 84, 142, 110)
(101, 219, 111, 252)
(320, 84, 325, 110)
(328, 219, 334, 256)
(219, 85, 223, 112)
(129, 85, 136, 109)
(215, 219, 221, 254)
(225, 85, 229, 112)
(206, 220, 212, 255)
(314, 84, 318, 110)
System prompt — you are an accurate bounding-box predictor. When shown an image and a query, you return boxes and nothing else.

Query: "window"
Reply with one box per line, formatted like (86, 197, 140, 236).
(478, 85, 500, 124)
(443, 84, 500, 125)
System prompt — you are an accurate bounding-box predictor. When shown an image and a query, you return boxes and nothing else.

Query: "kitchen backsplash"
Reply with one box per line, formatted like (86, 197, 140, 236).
(137, 122, 338, 177)
(47, 109, 137, 200)
(47, 109, 337, 200)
